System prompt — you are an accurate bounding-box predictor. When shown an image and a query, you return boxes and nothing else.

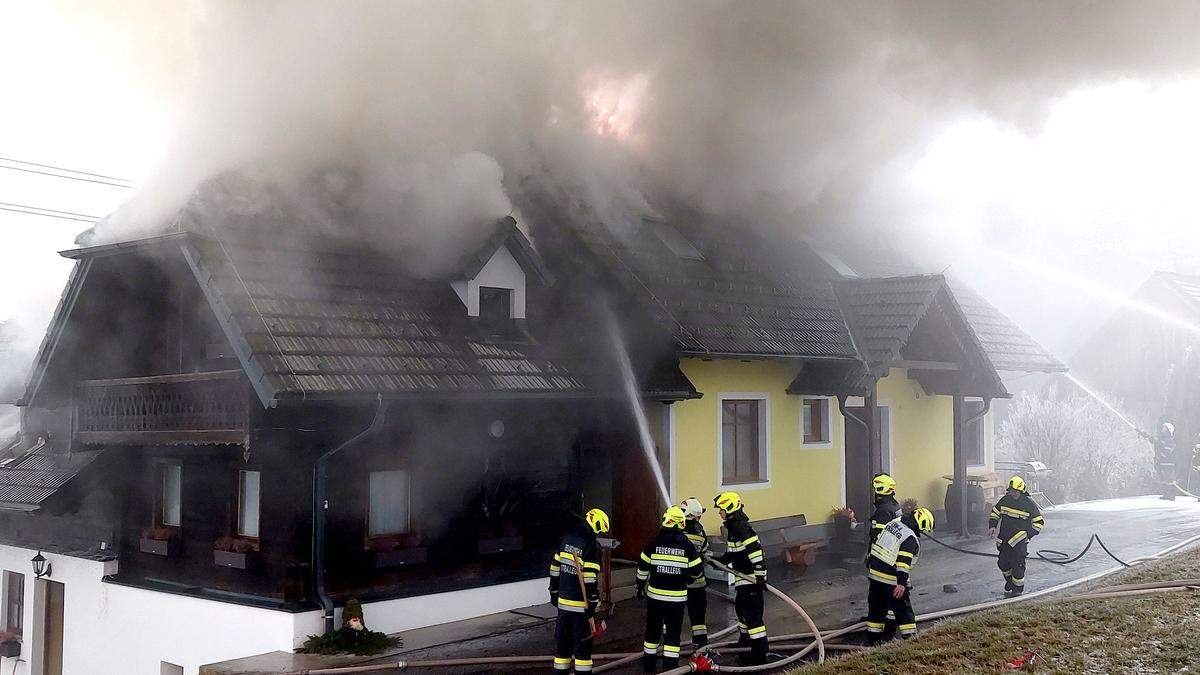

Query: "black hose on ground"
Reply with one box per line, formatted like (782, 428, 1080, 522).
(923, 531, 1133, 567)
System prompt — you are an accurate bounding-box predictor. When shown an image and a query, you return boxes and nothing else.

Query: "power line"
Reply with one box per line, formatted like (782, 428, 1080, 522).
(0, 163, 134, 189)
(0, 156, 134, 185)
(0, 201, 100, 223)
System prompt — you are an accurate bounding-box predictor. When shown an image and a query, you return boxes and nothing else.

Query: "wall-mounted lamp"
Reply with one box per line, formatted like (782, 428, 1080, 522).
(31, 552, 51, 579)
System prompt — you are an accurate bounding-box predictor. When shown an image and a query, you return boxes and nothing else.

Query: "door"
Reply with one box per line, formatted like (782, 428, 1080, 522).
(32, 579, 64, 675)
(613, 434, 665, 558)
(844, 406, 891, 521)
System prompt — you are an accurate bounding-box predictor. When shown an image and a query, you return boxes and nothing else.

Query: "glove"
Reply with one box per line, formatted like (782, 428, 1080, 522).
(549, 591, 558, 607)
(634, 584, 647, 600)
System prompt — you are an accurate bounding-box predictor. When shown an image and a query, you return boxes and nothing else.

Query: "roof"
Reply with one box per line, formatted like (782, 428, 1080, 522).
(949, 281, 1068, 373)
(453, 216, 552, 286)
(558, 217, 859, 360)
(1151, 271, 1200, 312)
(0, 441, 105, 510)
(183, 233, 587, 405)
(835, 275, 944, 373)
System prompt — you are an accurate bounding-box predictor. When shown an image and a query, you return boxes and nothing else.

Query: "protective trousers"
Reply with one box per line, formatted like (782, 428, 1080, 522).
(734, 584, 768, 664)
(553, 609, 594, 672)
(998, 540, 1028, 591)
(686, 586, 708, 646)
(643, 599, 685, 672)
(865, 579, 915, 643)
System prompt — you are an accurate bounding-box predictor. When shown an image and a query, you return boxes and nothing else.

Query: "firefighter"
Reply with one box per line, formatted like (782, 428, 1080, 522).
(679, 497, 710, 647)
(636, 506, 704, 673)
(1151, 419, 1177, 500)
(868, 474, 902, 550)
(988, 476, 1044, 597)
(549, 508, 608, 673)
(713, 491, 769, 665)
(865, 507, 933, 644)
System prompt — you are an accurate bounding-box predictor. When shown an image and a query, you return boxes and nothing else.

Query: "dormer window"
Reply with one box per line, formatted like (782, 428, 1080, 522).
(478, 287, 513, 339)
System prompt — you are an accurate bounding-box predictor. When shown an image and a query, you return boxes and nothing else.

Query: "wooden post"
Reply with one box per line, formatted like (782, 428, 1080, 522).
(952, 394, 969, 537)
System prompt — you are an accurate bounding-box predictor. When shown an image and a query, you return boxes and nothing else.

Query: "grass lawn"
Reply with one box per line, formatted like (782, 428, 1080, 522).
(796, 547, 1200, 674)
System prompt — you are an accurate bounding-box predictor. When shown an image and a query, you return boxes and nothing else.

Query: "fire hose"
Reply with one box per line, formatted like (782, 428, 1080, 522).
(924, 531, 1141, 567)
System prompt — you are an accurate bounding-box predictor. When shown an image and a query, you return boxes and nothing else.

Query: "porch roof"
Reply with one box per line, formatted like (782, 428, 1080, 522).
(0, 439, 106, 510)
(949, 281, 1067, 374)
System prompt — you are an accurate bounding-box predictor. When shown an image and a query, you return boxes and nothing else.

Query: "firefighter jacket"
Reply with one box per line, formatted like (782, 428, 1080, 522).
(718, 510, 766, 587)
(867, 517, 920, 586)
(868, 495, 902, 546)
(637, 527, 704, 602)
(989, 492, 1044, 548)
(683, 519, 709, 588)
(549, 523, 601, 614)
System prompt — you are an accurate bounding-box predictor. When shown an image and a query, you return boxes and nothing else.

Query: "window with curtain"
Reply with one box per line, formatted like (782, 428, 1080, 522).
(369, 470, 411, 537)
(722, 399, 763, 484)
(160, 464, 182, 527)
(3, 571, 23, 635)
(238, 470, 261, 538)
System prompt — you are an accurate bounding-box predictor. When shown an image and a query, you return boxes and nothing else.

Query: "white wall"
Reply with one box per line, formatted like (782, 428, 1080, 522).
(452, 245, 527, 319)
(0, 543, 551, 675)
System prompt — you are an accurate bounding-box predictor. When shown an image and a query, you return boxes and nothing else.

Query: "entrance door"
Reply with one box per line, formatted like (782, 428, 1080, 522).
(613, 436, 664, 557)
(33, 579, 64, 675)
(844, 406, 891, 521)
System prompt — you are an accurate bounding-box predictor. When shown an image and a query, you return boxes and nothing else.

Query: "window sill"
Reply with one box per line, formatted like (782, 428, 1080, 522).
(719, 478, 771, 491)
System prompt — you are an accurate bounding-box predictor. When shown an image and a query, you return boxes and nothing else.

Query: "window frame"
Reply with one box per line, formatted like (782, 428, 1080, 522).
(236, 469, 262, 540)
(963, 398, 989, 469)
(154, 461, 183, 529)
(717, 392, 771, 490)
(477, 286, 514, 339)
(800, 396, 833, 447)
(366, 468, 413, 541)
(2, 570, 23, 636)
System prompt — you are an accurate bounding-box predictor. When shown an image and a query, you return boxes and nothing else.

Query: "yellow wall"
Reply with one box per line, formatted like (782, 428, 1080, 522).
(876, 368, 954, 512)
(672, 359, 845, 533)
(667, 363, 993, 532)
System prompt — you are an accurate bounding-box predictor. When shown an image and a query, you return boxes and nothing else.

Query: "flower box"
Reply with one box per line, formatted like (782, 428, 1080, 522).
(0, 640, 20, 658)
(373, 547, 428, 569)
(140, 537, 178, 557)
(213, 549, 258, 570)
(477, 535, 524, 555)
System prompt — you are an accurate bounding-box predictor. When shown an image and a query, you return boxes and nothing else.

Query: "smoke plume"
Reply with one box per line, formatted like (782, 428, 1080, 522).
(88, 1, 1200, 281)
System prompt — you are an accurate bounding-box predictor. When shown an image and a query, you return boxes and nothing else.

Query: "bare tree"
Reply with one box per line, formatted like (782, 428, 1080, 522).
(998, 386, 1152, 502)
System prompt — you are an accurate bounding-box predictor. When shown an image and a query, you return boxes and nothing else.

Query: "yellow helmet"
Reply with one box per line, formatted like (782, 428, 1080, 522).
(585, 508, 610, 534)
(913, 507, 934, 533)
(1008, 475, 1027, 494)
(714, 491, 743, 513)
(872, 473, 897, 496)
(662, 506, 686, 529)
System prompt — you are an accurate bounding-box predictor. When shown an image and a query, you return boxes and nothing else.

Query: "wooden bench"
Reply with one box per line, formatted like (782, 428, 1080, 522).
(715, 513, 824, 570)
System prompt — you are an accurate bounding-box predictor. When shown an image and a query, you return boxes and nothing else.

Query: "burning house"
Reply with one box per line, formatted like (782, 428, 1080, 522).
(0, 176, 1062, 673)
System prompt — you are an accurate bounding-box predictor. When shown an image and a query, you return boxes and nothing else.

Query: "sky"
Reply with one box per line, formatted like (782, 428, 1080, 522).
(3, 1, 1200, 367)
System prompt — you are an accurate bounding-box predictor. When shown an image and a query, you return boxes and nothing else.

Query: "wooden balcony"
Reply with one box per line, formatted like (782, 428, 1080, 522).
(73, 370, 250, 446)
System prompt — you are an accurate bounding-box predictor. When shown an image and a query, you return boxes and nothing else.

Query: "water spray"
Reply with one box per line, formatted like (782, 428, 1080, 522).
(605, 304, 672, 506)
(1064, 373, 1140, 433)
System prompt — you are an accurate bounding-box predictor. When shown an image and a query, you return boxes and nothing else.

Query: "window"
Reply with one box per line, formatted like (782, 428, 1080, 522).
(3, 571, 23, 636)
(478, 287, 513, 339)
(369, 470, 411, 537)
(158, 464, 182, 527)
(721, 399, 767, 484)
(238, 470, 261, 538)
(802, 397, 831, 444)
(963, 400, 987, 466)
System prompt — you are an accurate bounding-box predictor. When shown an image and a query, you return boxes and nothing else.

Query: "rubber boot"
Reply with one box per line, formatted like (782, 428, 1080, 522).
(641, 654, 658, 673)
(692, 634, 707, 648)
(749, 639, 769, 665)
(1004, 577, 1014, 592)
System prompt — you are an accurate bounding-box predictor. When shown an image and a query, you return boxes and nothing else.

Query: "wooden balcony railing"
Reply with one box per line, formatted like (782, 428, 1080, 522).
(73, 370, 249, 446)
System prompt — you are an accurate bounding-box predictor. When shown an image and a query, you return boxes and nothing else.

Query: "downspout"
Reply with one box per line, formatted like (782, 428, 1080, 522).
(953, 396, 991, 537)
(313, 395, 388, 635)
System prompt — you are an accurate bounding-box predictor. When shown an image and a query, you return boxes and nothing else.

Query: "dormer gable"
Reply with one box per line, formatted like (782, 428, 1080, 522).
(451, 216, 551, 321)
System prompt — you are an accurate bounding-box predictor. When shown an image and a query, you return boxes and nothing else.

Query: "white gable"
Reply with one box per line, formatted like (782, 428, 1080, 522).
(452, 244, 527, 318)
